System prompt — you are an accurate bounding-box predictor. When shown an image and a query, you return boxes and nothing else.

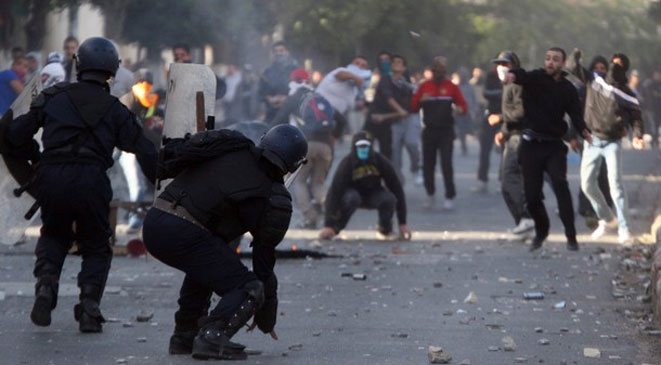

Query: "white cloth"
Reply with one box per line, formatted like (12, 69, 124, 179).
(110, 66, 135, 98)
(40, 63, 66, 88)
(316, 67, 366, 114)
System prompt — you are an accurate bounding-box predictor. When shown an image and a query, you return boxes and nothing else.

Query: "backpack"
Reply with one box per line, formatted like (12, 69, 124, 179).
(157, 129, 254, 179)
(293, 91, 335, 137)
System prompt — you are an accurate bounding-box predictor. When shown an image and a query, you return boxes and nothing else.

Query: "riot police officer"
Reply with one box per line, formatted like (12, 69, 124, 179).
(1, 37, 157, 332)
(142, 124, 307, 360)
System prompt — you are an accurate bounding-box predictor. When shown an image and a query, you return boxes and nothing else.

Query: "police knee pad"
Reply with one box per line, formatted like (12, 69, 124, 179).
(242, 280, 264, 309)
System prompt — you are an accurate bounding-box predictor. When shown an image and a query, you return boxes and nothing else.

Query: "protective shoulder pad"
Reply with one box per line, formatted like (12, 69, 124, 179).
(31, 82, 71, 109)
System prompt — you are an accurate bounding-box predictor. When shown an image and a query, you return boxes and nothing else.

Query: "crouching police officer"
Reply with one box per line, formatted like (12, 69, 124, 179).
(0, 37, 157, 332)
(142, 124, 307, 360)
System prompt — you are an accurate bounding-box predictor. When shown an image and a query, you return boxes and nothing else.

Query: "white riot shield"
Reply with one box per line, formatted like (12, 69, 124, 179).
(0, 76, 43, 244)
(155, 63, 216, 198)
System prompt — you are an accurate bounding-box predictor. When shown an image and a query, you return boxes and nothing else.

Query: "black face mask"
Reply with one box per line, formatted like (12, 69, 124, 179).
(611, 63, 627, 84)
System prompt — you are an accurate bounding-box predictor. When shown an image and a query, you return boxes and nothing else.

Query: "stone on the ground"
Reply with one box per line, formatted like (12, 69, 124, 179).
(428, 346, 452, 364)
(537, 338, 550, 345)
(463, 291, 478, 304)
(583, 348, 601, 358)
(502, 336, 516, 351)
(136, 311, 153, 322)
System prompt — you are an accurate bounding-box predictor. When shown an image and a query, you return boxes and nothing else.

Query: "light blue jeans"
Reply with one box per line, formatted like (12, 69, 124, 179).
(580, 136, 630, 232)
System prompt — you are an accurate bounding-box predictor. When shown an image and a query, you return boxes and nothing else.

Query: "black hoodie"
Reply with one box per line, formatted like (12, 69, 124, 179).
(324, 132, 406, 230)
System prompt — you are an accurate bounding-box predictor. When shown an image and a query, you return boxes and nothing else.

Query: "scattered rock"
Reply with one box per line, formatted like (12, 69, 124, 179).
(459, 360, 471, 365)
(428, 346, 452, 364)
(487, 346, 499, 352)
(136, 311, 153, 322)
(583, 348, 601, 358)
(534, 327, 544, 333)
(433, 281, 443, 288)
(537, 338, 550, 345)
(515, 357, 527, 363)
(122, 322, 133, 328)
(553, 301, 566, 309)
(502, 336, 516, 351)
(463, 292, 478, 304)
(115, 359, 127, 364)
(352, 273, 367, 281)
(391, 332, 408, 338)
(136, 337, 147, 343)
(288, 343, 303, 351)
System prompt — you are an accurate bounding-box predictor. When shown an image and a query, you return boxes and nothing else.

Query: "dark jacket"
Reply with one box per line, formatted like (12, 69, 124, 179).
(7, 80, 157, 181)
(160, 145, 291, 285)
(566, 51, 643, 140)
(483, 70, 503, 115)
(411, 78, 467, 130)
(511, 68, 588, 139)
(324, 137, 406, 230)
(501, 80, 525, 139)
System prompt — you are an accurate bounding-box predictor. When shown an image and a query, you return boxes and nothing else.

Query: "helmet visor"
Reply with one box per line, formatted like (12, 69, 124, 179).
(284, 158, 307, 188)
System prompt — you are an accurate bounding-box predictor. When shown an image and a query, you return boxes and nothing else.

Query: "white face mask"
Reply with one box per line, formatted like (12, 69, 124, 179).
(497, 65, 510, 82)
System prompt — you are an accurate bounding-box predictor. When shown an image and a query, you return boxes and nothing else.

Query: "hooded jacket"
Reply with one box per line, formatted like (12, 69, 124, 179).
(566, 50, 643, 140)
(324, 132, 406, 230)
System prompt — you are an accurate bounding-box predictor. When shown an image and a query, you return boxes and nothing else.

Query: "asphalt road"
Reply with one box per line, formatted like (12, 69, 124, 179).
(1, 137, 660, 365)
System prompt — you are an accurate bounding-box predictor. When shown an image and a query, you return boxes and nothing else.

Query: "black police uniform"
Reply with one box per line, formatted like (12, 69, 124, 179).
(142, 130, 300, 360)
(5, 78, 157, 329)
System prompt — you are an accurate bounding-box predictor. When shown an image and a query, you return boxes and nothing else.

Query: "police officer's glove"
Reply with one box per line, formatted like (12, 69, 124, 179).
(254, 293, 278, 334)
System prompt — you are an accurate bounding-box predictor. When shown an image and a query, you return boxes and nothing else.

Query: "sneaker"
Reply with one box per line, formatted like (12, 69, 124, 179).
(414, 171, 424, 186)
(422, 195, 436, 209)
(470, 181, 488, 193)
(443, 198, 454, 210)
(511, 218, 535, 235)
(618, 229, 632, 245)
(590, 219, 616, 239)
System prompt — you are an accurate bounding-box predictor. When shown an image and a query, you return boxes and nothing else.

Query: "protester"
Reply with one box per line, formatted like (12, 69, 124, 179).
(319, 131, 410, 240)
(491, 51, 535, 236)
(388, 55, 421, 184)
(453, 69, 476, 156)
(258, 41, 298, 122)
(270, 68, 343, 229)
(568, 50, 644, 244)
(24, 52, 40, 84)
(0, 56, 27, 116)
(411, 56, 467, 210)
(172, 43, 193, 63)
(506, 47, 592, 251)
(316, 55, 371, 136)
(472, 66, 503, 193)
(62, 36, 79, 81)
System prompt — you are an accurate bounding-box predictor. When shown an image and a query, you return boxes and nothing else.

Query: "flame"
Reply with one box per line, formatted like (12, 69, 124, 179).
(132, 81, 159, 108)
(291, 244, 298, 251)
(236, 247, 242, 254)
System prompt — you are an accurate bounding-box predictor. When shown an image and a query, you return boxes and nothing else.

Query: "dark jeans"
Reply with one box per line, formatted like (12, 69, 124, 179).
(422, 127, 455, 198)
(363, 121, 392, 161)
(333, 188, 396, 233)
(478, 120, 500, 182)
(33, 164, 113, 289)
(519, 138, 576, 241)
(499, 135, 530, 224)
(143, 209, 257, 325)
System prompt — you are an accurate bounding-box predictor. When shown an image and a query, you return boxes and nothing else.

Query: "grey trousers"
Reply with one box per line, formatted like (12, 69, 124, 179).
(293, 141, 333, 224)
(391, 114, 421, 181)
(500, 134, 530, 224)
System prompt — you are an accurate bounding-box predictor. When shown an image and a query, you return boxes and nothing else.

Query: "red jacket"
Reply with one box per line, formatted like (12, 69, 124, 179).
(411, 78, 467, 129)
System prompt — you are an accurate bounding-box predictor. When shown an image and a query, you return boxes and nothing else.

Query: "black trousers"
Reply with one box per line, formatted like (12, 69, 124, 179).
(333, 188, 396, 234)
(33, 164, 113, 289)
(363, 121, 392, 161)
(500, 135, 530, 224)
(478, 120, 500, 182)
(519, 138, 576, 240)
(422, 127, 455, 198)
(143, 209, 257, 326)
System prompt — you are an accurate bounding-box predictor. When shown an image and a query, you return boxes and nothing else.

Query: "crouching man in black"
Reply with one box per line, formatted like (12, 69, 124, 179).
(318, 131, 411, 240)
(142, 125, 307, 360)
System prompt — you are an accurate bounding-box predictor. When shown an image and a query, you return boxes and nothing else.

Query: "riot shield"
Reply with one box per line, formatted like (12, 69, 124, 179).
(155, 63, 216, 198)
(0, 76, 43, 244)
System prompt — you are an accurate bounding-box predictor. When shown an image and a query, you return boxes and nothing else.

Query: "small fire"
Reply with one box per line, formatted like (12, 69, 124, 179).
(291, 244, 298, 251)
(236, 247, 242, 254)
(132, 81, 159, 108)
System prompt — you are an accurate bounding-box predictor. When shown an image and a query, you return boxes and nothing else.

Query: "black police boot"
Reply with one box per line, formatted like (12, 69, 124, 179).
(191, 321, 248, 361)
(170, 329, 246, 355)
(74, 284, 105, 333)
(30, 275, 59, 327)
(529, 235, 546, 252)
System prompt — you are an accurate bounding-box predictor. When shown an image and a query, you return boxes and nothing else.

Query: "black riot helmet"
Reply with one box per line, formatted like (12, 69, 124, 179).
(491, 50, 521, 69)
(75, 37, 120, 78)
(259, 124, 308, 174)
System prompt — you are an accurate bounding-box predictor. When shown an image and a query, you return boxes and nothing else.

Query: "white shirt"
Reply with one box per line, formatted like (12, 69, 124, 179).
(315, 67, 360, 114)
